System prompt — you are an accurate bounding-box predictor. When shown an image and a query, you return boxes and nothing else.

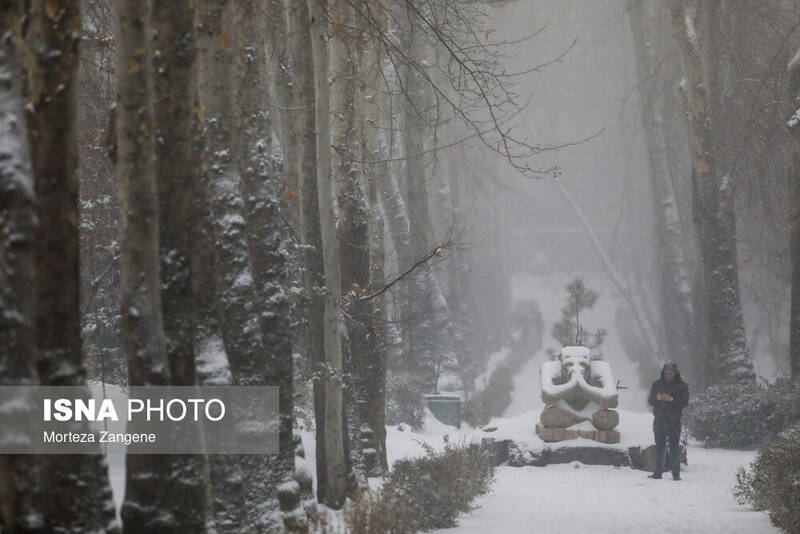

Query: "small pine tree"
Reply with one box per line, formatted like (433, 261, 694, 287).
(550, 278, 607, 353)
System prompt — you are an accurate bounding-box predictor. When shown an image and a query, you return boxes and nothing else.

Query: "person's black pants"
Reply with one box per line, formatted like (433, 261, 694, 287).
(653, 418, 681, 477)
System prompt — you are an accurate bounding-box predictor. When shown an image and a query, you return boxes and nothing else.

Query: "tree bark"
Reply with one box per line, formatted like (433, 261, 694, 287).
(787, 48, 800, 380)
(307, 0, 348, 509)
(626, 0, 702, 384)
(356, 0, 389, 473)
(398, 4, 455, 420)
(114, 0, 190, 531)
(197, 1, 255, 530)
(0, 4, 45, 529)
(233, 0, 303, 529)
(669, 0, 754, 384)
(330, 0, 369, 487)
(20, 0, 118, 530)
(376, 147, 451, 425)
(150, 0, 208, 529)
(283, 0, 331, 500)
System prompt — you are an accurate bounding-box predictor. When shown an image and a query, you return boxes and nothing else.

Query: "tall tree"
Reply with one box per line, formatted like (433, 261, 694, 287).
(788, 47, 800, 380)
(669, 0, 754, 383)
(330, 0, 369, 486)
(149, 0, 208, 522)
(19, 0, 118, 530)
(308, 0, 348, 508)
(281, 0, 332, 500)
(0, 2, 44, 530)
(626, 0, 702, 384)
(113, 1, 198, 531)
(196, 1, 252, 529)
(356, 0, 389, 474)
(198, 1, 302, 530)
(390, 2, 455, 426)
(233, 0, 303, 529)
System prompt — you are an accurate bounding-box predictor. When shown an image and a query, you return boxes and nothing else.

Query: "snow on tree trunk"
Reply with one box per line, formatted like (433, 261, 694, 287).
(233, 0, 305, 529)
(0, 6, 45, 530)
(330, 0, 370, 487)
(150, 0, 208, 529)
(19, 1, 118, 531)
(308, 0, 348, 509)
(627, 0, 702, 385)
(114, 1, 196, 531)
(376, 140, 453, 426)
(198, 1, 276, 531)
(787, 48, 800, 380)
(669, 0, 754, 384)
(357, 0, 389, 474)
(267, 0, 300, 218)
(283, 0, 331, 502)
(396, 4, 455, 424)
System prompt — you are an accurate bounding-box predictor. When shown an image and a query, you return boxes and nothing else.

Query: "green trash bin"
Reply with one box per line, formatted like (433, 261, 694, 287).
(424, 394, 461, 428)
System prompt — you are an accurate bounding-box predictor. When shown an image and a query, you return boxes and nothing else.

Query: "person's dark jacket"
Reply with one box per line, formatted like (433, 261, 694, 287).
(648, 362, 689, 422)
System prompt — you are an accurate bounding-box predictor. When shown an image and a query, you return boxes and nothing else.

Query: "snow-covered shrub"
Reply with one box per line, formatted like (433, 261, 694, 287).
(684, 379, 800, 448)
(734, 424, 800, 534)
(340, 441, 495, 532)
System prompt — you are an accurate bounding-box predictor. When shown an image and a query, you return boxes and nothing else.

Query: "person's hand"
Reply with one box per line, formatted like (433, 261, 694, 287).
(656, 393, 673, 401)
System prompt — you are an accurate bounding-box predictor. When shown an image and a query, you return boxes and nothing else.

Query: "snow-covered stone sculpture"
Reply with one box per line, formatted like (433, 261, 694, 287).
(535, 346, 620, 444)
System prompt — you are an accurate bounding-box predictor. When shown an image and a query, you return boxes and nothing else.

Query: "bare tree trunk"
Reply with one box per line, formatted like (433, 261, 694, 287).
(788, 48, 800, 380)
(20, 0, 118, 530)
(197, 2, 254, 530)
(113, 0, 191, 531)
(267, 0, 299, 204)
(330, 0, 369, 487)
(402, 5, 433, 259)
(282, 0, 331, 500)
(308, 0, 347, 509)
(150, 0, 208, 529)
(0, 5, 45, 529)
(396, 4, 455, 422)
(233, 0, 304, 529)
(357, 0, 389, 474)
(445, 141, 482, 393)
(626, 0, 702, 384)
(669, 0, 754, 384)
(401, 5, 437, 400)
(376, 149, 451, 426)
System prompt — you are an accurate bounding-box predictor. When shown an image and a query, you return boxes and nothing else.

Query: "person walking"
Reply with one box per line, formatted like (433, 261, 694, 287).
(647, 361, 689, 480)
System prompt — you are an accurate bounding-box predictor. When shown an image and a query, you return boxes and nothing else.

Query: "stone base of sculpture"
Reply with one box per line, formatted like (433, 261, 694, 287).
(535, 423, 620, 444)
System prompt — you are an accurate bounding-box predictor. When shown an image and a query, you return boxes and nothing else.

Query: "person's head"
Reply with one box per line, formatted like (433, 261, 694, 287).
(661, 361, 679, 382)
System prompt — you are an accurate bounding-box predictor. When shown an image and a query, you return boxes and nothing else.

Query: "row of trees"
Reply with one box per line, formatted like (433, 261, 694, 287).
(1, 0, 530, 531)
(626, 0, 800, 387)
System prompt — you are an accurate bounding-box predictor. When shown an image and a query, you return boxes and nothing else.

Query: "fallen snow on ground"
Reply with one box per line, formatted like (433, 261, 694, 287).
(433, 446, 776, 534)
(384, 407, 654, 462)
(306, 408, 775, 533)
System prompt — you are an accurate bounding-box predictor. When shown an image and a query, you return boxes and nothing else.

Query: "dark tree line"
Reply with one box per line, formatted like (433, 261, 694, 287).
(627, 0, 800, 387)
(1, 0, 531, 531)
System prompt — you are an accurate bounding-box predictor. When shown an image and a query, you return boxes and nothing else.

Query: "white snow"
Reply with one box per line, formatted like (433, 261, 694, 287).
(435, 446, 775, 534)
(301, 405, 774, 533)
(196, 334, 232, 385)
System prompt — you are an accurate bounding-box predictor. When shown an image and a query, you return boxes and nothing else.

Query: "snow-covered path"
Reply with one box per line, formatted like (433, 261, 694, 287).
(426, 270, 777, 532)
(435, 446, 776, 534)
